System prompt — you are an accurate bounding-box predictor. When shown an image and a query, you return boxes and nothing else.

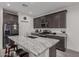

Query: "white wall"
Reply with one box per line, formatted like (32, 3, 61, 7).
(18, 13, 34, 36)
(66, 4, 79, 52)
(0, 7, 3, 49)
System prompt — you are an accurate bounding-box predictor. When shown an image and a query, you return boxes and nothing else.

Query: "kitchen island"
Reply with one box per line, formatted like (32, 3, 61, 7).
(8, 35, 59, 57)
(31, 33, 67, 51)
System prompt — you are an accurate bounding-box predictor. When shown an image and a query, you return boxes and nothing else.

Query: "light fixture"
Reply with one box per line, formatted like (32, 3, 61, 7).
(7, 3, 10, 7)
(22, 4, 28, 7)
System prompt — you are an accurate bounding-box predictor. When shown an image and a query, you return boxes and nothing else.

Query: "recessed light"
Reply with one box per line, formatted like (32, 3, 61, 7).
(7, 3, 10, 7)
(22, 4, 28, 7)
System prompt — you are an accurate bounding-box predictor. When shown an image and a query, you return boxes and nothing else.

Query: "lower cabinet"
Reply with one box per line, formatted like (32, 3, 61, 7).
(55, 37, 66, 51)
(49, 45, 56, 57)
(47, 35, 66, 52)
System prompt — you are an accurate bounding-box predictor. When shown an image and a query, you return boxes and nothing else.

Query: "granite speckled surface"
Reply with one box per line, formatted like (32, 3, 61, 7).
(32, 32, 67, 37)
(9, 35, 59, 56)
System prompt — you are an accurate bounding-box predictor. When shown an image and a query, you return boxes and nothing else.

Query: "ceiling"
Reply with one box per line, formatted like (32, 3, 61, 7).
(0, 2, 78, 17)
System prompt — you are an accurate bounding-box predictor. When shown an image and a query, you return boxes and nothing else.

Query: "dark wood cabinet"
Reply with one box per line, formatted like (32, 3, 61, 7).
(49, 11, 66, 28)
(34, 17, 41, 28)
(49, 45, 56, 57)
(46, 15, 53, 28)
(34, 16, 48, 28)
(48, 36, 66, 51)
(51, 13, 60, 28)
(43, 35, 66, 52)
(34, 10, 67, 28)
(3, 13, 18, 24)
(40, 16, 48, 28)
(59, 12, 66, 28)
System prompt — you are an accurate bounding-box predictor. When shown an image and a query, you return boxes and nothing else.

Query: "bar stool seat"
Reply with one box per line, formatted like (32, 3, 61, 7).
(19, 52, 29, 57)
(16, 49, 29, 57)
(16, 49, 24, 54)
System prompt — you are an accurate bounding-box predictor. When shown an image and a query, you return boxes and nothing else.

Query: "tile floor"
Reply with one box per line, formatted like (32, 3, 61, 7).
(0, 49, 79, 57)
(57, 49, 79, 57)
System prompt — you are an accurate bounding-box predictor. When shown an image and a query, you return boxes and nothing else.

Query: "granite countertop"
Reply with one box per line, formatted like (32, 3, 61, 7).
(8, 35, 59, 56)
(32, 32, 67, 37)
(46, 33, 67, 37)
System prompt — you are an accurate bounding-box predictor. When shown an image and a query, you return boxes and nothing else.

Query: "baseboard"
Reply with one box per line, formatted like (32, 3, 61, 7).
(67, 48, 79, 53)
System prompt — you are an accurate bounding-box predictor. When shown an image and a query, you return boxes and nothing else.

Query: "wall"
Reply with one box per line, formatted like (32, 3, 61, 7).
(66, 4, 79, 52)
(0, 7, 3, 49)
(18, 13, 34, 36)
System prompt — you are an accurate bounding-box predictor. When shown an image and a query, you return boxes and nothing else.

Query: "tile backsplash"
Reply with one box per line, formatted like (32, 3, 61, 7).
(34, 28, 66, 33)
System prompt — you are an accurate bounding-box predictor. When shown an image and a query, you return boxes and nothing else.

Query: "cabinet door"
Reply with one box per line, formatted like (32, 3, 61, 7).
(46, 13, 61, 28)
(34, 17, 41, 28)
(50, 11, 66, 28)
(55, 37, 66, 51)
(13, 15, 18, 24)
(60, 12, 66, 28)
(40, 16, 48, 28)
(3, 13, 18, 24)
(46, 15, 54, 28)
(46, 35, 66, 51)
(3, 13, 13, 24)
(52, 13, 61, 28)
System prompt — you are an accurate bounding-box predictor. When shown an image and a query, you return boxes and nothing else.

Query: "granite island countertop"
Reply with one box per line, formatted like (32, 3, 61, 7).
(8, 35, 59, 56)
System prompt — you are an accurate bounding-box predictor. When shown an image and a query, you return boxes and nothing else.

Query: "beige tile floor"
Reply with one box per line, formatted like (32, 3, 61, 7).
(0, 49, 79, 57)
(57, 49, 79, 57)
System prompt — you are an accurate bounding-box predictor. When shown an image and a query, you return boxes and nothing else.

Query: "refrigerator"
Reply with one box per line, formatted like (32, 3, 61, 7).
(3, 23, 19, 48)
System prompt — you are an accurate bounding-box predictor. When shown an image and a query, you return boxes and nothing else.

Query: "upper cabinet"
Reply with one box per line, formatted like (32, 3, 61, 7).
(40, 16, 48, 28)
(34, 17, 41, 28)
(33, 10, 67, 28)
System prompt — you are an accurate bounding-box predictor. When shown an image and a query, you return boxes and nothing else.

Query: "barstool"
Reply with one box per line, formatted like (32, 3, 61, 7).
(4, 42, 18, 57)
(20, 52, 29, 57)
(4, 44, 11, 57)
(16, 49, 29, 57)
(10, 45, 18, 51)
